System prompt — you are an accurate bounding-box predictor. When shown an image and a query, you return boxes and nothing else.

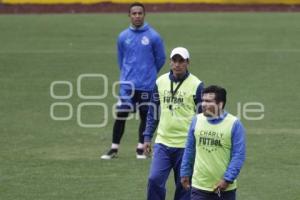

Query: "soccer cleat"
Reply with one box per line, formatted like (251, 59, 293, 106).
(101, 149, 118, 160)
(136, 148, 147, 159)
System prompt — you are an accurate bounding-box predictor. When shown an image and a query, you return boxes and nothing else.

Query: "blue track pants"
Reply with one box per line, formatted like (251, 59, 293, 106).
(147, 143, 190, 200)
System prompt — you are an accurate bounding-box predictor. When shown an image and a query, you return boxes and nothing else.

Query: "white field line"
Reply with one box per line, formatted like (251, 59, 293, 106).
(0, 50, 114, 54)
(247, 128, 300, 135)
(0, 49, 300, 54)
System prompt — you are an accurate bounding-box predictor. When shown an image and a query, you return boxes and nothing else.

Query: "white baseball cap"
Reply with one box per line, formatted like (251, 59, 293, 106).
(170, 47, 190, 60)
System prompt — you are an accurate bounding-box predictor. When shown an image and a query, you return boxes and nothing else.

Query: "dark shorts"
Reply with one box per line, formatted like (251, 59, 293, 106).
(116, 89, 152, 112)
(191, 187, 236, 200)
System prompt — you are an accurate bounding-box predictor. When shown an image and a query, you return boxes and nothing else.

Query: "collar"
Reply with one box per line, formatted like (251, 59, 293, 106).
(129, 22, 149, 32)
(206, 111, 228, 124)
(169, 70, 190, 83)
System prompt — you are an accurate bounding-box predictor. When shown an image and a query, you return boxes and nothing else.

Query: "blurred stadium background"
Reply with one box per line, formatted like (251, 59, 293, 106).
(1, 0, 300, 200)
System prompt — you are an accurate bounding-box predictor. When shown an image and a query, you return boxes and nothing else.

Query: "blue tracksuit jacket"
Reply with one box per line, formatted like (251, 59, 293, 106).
(117, 22, 166, 91)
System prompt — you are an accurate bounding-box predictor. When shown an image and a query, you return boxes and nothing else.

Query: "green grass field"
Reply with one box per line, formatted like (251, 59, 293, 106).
(1, 12, 300, 200)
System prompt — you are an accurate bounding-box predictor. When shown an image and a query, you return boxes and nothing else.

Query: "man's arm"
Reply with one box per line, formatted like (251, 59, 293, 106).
(117, 35, 123, 70)
(180, 116, 197, 190)
(224, 119, 246, 182)
(152, 35, 166, 73)
(143, 85, 160, 154)
(194, 82, 205, 114)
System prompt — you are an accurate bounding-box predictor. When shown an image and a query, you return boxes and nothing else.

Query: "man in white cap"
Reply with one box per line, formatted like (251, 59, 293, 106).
(143, 47, 204, 200)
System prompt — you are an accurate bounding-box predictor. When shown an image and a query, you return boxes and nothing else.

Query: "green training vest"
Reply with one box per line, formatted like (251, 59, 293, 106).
(155, 73, 201, 148)
(192, 113, 237, 191)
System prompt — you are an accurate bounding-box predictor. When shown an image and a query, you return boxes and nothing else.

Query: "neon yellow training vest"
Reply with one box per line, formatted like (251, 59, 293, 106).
(155, 73, 202, 148)
(192, 113, 237, 191)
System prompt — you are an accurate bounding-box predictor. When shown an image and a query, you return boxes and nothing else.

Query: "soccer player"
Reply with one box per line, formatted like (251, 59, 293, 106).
(143, 47, 204, 200)
(180, 85, 246, 200)
(101, 2, 166, 159)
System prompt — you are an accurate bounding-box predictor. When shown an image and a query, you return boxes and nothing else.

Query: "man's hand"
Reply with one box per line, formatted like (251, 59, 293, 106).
(143, 142, 152, 157)
(181, 176, 191, 190)
(213, 179, 230, 193)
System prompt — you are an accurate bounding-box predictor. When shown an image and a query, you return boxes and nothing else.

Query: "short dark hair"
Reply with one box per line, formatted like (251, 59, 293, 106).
(129, 2, 145, 13)
(202, 85, 227, 108)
